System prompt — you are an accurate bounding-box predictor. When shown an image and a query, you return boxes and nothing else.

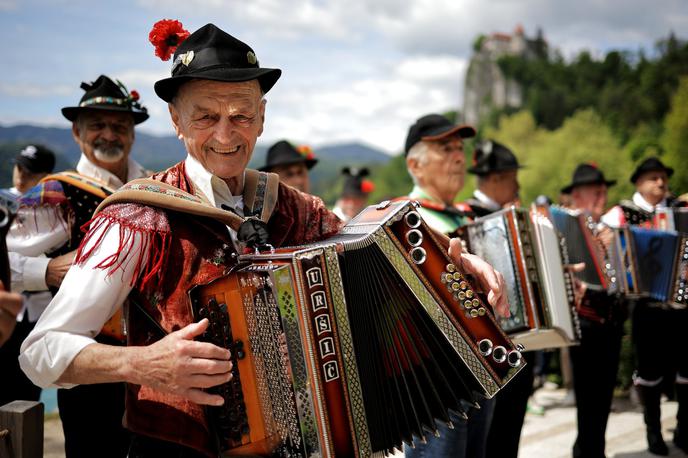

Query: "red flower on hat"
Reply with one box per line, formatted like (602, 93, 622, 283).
(588, 161, 599, 168)
(149, 19, 190, 61)
(130, 90, 140, 101)
(361, 179, 375, 194)
(296, 145, 315, 161)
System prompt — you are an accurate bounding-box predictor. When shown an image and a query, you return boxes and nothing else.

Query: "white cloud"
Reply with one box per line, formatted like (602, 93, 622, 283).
(0, 0, 17, 11)
(0, 83, 73, 97)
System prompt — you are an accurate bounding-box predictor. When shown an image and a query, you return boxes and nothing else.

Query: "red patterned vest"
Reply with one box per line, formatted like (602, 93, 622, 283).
(75, 161, 342, 456)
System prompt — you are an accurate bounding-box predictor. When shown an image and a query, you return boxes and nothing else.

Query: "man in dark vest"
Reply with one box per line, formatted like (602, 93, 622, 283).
(462, 139, 534, 458)
(260, 140, 317, 193)
(563, 163, 625, 458)
(8, 75, 149, 458)
(20, 21, 508, 458)
(603, 157, 688, 455)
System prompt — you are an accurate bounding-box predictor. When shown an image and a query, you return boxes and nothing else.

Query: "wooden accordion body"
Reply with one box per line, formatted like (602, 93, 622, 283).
(188, 200, 524, 457)
(458, 207, 579, 351)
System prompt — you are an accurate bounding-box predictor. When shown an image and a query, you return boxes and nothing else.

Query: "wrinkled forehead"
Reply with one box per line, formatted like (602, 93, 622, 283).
(174, 79, 263, 109)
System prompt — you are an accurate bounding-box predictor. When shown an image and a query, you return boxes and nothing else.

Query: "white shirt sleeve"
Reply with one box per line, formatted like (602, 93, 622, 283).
(6, 205, 71, 292)
(18, 220, 144, 388)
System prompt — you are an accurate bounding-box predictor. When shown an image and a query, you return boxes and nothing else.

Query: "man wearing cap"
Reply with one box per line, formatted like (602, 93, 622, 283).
(260, 140, 317, 193)
(20, 23, 508, 458)
(8, 74, 149, 458)
(405, 114, 477, 236)
(332, 166, 374, 222)
(0, 144, 55, 408)
(562, 163, 626, 458)
(404, 114, 503, 458)
(603, 157, 688, 455)
(461, 139, 534, 458)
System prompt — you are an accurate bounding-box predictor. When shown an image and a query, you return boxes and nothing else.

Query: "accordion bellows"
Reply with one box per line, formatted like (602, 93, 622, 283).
(189, 200, 524, 457)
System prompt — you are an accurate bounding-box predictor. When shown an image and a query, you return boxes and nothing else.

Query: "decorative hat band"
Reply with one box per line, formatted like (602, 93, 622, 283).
(79, 96, 131, 108)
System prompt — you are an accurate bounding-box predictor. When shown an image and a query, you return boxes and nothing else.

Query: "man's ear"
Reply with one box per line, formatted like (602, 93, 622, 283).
(168, 103, 182, 138)
(71, 122, 83, 147)
(257, 99, 267, 138)
(407, 156, 422, 181)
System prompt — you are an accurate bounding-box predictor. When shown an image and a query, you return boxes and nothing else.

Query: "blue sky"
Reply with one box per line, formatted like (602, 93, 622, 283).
(1, 0, 686, 153)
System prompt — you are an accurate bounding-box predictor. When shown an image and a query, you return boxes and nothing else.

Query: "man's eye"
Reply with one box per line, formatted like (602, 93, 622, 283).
(89, 123, 105, 130)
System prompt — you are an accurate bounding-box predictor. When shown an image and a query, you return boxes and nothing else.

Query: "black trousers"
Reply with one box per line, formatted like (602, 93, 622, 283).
(485, 351, 536, 458)
(127, 434, 210, 458)
(58, 381, 130, 458)
(632, 302, 688, 382)
(570, 316, 624, 458)
(0, 316, 41, 407)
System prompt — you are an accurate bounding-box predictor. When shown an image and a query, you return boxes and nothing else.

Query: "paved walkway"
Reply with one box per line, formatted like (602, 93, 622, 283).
(43, 386, 686, 457)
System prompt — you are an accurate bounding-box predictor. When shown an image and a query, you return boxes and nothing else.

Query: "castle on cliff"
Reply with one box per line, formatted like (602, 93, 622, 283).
(463, 25, 547, 125)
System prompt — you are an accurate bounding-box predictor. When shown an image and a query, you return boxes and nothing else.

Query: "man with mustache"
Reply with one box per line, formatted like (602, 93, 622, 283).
(20, 23, 508, 457)
(7, 74, 149, 458)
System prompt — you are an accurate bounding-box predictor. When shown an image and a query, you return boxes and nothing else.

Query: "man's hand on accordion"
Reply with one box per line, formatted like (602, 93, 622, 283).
(130, 318, 233, 406)
(448, 238, 510, 318)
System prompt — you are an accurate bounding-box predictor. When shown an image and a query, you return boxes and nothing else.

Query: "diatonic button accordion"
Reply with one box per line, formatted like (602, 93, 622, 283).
(189, 200, 524, 457)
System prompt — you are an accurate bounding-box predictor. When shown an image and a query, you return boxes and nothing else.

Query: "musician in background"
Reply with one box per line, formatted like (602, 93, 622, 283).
(461, 139, 534, 458)
(464, 139, 522, 217)
(0, 144, 55, 406)
(405, 114, 476, 235)
(404, 114, 500, 458)
(260, 140, 317, 193)
(602, 157, 688, 455)
(562, 163, 625, 458)
(332, 167, 374, 222)
(9, 75, 150, 458)
(19, 23, 509, 458)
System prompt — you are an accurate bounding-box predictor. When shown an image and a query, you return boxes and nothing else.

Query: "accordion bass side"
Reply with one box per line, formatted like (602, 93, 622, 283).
(458, 207, 579, 351)
(189, 200, 524, 457)
(653, 208, 688, 232)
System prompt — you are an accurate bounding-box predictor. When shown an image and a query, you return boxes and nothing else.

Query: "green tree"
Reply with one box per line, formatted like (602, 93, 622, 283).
(661, 76, 688, 196)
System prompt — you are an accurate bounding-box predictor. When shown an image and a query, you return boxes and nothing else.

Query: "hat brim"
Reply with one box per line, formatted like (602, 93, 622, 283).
(421, 124, 476, 142)
(561, 178, 616, 194)
(630, 166, 674, 183)
(467, 163, 524, 176)
(259, 157, 318, 172)
(61, 105, 149, 125)
(154, 67, 282, 103)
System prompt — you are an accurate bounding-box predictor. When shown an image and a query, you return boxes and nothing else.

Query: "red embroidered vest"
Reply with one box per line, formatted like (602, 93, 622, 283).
(76, 162, 342, 456)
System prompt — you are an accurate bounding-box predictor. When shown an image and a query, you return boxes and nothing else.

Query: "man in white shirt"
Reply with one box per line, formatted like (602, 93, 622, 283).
(8, 74, 149, 458)
(20, 22, 509, 458)
(603, 157, 688, 455)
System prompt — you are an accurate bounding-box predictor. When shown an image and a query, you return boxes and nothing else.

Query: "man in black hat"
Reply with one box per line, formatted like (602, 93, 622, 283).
(464, 139, 522, 217)
(20, 23, 508, 458)
(8, 74, 149, 458)
(561, 163, 626, 458)
(332, 167, 373, 222)
(260, 140, 317, 193)
(602, 157, 688, 455)
(9, 144, 56, 195)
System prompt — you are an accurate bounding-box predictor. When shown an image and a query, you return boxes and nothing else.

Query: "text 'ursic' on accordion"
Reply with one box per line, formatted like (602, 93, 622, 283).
(189, 200, 525, 457)
(629, 226, 688, 307)
(457, 206, 579, 351)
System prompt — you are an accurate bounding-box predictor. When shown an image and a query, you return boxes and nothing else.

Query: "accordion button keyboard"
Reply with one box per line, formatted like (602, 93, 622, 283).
(446, 263, 456, 273)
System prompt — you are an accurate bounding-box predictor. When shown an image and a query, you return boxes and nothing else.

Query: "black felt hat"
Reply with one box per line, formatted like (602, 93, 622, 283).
(61, 75, 149, 124)
(259, 140, 318, 172)
(15, 144, 56, 174)
(341, 167, 374, 197)
(467, 140, 523, 176)
(630, 157, 674, 183)
(404, 114, 475, 155)
(561, 163, 617, 194)
(153, 23, 281, 102)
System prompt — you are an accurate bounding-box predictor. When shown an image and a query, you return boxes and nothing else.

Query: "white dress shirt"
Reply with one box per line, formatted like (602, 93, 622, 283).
(19, 155, 243, 388)
(7, 154, 148, 321)
(472, 189, 501, 212)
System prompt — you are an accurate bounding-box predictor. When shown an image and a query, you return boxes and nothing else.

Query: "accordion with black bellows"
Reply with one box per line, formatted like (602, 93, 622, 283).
(189, 200, 524, 457)
(457, 206, 579, 351)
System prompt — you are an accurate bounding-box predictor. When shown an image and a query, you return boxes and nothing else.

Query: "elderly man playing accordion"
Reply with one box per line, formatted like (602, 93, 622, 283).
(20, 21, 509, 458)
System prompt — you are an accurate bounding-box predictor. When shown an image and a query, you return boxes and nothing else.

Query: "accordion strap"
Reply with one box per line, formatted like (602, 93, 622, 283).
(92, 169, 280, 231)
(40, 171, 116, 199)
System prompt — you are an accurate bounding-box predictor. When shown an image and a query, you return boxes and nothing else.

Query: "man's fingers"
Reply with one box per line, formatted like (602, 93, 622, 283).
(186, 372, 233, 389)
(565, 262, 586, 273)
(176, 319, 211, 341)
(448, 238, 463, 261)
(183, 340, 231, 361)
(184, 388, 226, 406)
(187, 357, 233, 375)
(462, 253, 501, 296)
(0, 291, 23, 317)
